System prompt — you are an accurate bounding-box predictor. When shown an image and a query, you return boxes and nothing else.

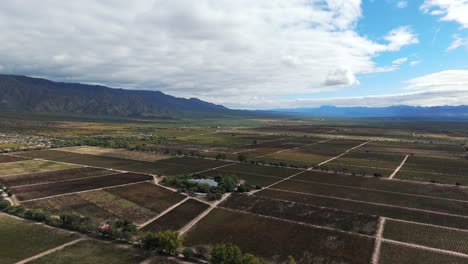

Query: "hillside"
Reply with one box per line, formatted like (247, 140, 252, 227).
(0, 75, 230, 117)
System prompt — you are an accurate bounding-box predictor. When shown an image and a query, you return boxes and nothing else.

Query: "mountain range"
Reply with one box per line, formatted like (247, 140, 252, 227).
(0, 74, 230, 117)
(1, 74, 468, 119)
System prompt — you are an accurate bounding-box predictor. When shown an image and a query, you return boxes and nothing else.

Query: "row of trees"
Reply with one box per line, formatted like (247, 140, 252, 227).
(0, 203, 137, 240)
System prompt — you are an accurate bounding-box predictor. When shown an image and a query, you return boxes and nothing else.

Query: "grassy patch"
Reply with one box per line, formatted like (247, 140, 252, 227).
(0, 214, 79, 264)
(0, 160, 80, 176)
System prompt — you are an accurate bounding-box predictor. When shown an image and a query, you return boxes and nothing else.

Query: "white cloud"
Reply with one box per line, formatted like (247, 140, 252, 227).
(405, 70, 468, 91)
(397, 1, 408, 8)
(324, 68, 360, 86)
(392, 57, 408, 65)
(421, 0, 468, 28)
(383, 26, 419, 51)
(447, 34, 468, 51)
(410, 60, 421, 66)
(0, 0, 418, 106)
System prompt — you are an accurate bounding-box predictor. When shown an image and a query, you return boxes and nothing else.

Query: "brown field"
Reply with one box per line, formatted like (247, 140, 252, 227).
(383, 219, 468, 254)
(0, 160, 81, 177)
(379, 242, 468, 264)
(0, 154, 28, 164)
(222, 193, 378, 235)
(24, 194, 116, 222)
(272, 179, 468, 215)
(293, 171, 468, 200)
(257, 189, 468, 229)
(106, 182, 186, 213)
(0, 167, 113, 187)
(79, 190, 157, 224)
(13, 173, 152, 201)
(185, 208, 375, 264)
(140, 199, 209, 233)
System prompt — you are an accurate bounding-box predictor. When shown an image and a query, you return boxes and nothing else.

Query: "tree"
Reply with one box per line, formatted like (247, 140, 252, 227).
(183, 247, 194, 260)
(237, 154, 248, 163)
(287, 256, 297, 264)
(242, 253, 262, 264)
(140, 230, 182, 255)
(211, 243, 243, 264)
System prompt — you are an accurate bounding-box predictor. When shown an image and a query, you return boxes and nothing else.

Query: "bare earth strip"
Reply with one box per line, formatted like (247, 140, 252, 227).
(389, 155, 409, 179)
(371, 217, 386, 264)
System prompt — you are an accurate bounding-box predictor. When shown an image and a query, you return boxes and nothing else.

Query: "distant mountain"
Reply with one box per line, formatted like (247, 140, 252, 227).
(0, 74, 231, 117)
(272, 105, 468, 118)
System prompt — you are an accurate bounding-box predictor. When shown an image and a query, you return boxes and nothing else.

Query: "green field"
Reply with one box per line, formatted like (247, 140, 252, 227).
(0, 214, 79, 264)
(29, 240, 145, 264)
(0, 160, 80, 176)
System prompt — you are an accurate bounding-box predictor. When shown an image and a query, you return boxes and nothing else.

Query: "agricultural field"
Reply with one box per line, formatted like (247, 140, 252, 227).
(379, 242, 468, 264)
(222, 193, 379, 235)
(383, 219, 468, 254)
(1, 114, 467, 263)
(12, 173, 152, 201)
(29, 239, 146, 264)
(256, 189, 468, 229)
(185, 208, 375, 263)
(396, 156, 468, 185)
(293, 171, 468, 200)
(0, 159, 80, 176)
(106, 182, 186, 213)
(271, 179, 468, 215)
(0, 167, 114, 187)
(0, 154, 28, 163)
(322, 151, 404, 177)
(140, 199, 209, 233)
(0, 214, 79, 264)
(59, 146, 171, 161)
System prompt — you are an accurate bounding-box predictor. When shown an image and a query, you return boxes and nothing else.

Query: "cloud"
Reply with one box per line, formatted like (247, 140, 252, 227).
(405, 70, 468, 91)
(383, 26, 419, 51)
(409, 60, 421, 66)
(421, 0, 468, 28)
(324, 68, 359, 86)
(0, 0, 418, 106)
(231, 70, 468, 109)
(397, 1, 408, 8)
(447, 34, 468, 51)
(392, 57, 408, 65)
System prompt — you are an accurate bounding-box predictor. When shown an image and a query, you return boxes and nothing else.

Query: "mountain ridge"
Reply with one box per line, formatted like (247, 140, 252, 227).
(0, 74, 230, 117)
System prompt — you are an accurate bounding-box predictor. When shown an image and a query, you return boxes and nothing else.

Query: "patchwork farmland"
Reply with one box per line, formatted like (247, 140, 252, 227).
(0, 119, 467, 264)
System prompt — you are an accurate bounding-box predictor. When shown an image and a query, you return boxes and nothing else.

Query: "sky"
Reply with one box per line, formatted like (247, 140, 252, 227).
(0, 0, 467, 109)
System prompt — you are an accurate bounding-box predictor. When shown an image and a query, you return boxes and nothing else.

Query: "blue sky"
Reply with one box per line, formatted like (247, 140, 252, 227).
(0, 0, 467, 109)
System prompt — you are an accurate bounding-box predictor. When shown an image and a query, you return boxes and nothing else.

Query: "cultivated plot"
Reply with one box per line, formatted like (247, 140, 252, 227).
(0, 214, 79, 264)
(0, 160, 80, 177)
(28, 239, 145, 264)
(140, 199, 209, 233)
(185, 208, 375, 264)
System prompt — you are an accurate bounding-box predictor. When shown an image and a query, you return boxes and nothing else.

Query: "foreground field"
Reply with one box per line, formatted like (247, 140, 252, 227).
(29, 240, 145, 264)
(0, 214, 79, 264)
(185, 208, 375, 263)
